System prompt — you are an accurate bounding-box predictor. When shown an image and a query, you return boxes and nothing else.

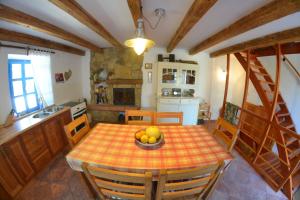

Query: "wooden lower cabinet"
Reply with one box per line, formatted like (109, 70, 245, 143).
(43, 118, 65, 155)
(2, 138, 34, 183)
(0, 110, 71, 199)
(0, 152, 23, 199)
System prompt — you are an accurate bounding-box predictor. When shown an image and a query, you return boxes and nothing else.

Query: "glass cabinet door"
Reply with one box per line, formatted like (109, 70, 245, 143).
(182, 69, 196, 85)
(162, 68, 177, 84)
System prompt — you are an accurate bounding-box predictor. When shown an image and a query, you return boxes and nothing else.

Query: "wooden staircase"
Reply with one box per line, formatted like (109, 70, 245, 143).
(234, 51, 300, 199)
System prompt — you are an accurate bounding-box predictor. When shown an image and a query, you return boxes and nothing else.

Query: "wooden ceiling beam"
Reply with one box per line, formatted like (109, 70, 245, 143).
(189, 0, 300, 55)
(0, 3, 102, 52)
(253, 42, 300, 57)
(49, 0, 122, 47)
(127, 0, 142, 28)
(209, 27, 300, 57)
(0, 28, 85, 56)
(167, 0, 217, 53)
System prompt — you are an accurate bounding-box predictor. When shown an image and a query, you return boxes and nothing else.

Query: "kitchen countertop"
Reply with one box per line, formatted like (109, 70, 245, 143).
(0, 107, 70, 146)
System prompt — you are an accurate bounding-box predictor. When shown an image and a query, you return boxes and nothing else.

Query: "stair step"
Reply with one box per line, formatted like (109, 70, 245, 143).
(264, 90, 274, 94)
(279, 120, 294, 129)
(259, 80, 275, 85)
(253, 71, 269, 76)
(289, 148, 300, 160)
(250, 64, 261, 69)
(277, 101, 285, 105)
(285, 136, 298, 146)
(276, 112, 290, 117)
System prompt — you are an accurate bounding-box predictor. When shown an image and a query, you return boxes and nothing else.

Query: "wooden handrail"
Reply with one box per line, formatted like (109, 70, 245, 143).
(283, 55, 300, 80)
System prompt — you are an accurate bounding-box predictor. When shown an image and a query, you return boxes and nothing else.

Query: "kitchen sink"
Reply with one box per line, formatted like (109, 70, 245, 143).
(32, 112, 52, 118)
(32, 105, 64, 119)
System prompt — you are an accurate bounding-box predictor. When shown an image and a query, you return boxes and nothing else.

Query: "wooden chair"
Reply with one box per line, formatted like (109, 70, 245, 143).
(156, 161, 224, 200)
(213, 117, 239, 152)
(82, 163, 153, 200)
(64, 114, 90, 148)
(154, 112, 183, 126)
(125, 110, 154, 125)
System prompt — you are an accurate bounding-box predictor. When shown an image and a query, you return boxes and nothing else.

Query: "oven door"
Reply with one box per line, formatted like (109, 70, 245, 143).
(72, 109, 87, 132)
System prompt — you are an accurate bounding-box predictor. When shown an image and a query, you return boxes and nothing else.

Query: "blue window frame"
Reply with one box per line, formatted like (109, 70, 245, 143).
(8, 59, 40, 115)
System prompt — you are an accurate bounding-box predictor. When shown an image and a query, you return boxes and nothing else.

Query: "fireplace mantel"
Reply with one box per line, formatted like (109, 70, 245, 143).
(106, 79, 142, 85)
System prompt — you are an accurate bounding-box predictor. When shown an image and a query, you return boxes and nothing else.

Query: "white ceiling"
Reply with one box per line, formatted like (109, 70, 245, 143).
(0, 0, 299, 54)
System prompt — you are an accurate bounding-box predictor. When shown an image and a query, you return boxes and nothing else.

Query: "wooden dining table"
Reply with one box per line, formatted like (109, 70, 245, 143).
(66, 123, 233, 177)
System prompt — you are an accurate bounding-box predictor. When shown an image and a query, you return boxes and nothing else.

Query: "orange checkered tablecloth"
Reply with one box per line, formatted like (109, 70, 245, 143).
(66, 123, 233, 172)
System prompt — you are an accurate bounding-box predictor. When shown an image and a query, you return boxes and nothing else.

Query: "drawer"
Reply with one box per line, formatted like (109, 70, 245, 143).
(159, 98, 180, 104)
(22, 126, 47, 160)
(180, 98, 199, 104)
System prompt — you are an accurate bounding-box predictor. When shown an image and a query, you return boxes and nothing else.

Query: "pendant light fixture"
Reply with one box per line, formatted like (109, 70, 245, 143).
(124, 18, 154, 55)
(125, 4, 165, 55)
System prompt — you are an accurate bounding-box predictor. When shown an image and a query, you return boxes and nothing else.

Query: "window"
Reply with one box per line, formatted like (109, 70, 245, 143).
(8, 59, 40, 115)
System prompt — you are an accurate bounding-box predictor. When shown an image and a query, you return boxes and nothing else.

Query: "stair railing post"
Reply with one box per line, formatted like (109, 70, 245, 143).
(237, 50, 251, 132)
(220, 54, 230, 118)
(253, 44, 282, 163)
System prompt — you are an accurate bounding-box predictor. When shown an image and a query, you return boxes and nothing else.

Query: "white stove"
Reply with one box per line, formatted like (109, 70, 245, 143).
(62, 101, 87, 120)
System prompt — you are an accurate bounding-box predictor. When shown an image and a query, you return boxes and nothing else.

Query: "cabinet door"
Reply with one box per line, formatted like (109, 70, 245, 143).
(157, 102, 180, 123)
(22, 126, 48, 160)
(21, 126, 51, 171)
(3, 138, 34, 183)
(0, 151, 23, 199)
(43, 118, 64, 155)
(179, 103, 199, 125)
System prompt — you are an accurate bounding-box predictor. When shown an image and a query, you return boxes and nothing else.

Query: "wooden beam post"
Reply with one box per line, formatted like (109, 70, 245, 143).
(220, 54, 230, 118)
(127, 0, 142, 28)
(167, 0, 217, 52)
(0, 28, 85, 56)
(0, 3, 102, 52)
(49, 0, 122, 47)
(190, 0, 300, 55)
(210, 27, 300, 57)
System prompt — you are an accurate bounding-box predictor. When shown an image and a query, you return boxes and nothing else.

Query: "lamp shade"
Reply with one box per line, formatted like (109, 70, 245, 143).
(124, 37, 155, 55)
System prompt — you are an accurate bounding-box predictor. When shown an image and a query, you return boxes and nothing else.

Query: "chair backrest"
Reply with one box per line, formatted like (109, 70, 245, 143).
(213, 117, 239, 152)
(125, 110, 154, 125)
(64, 114, 90, 148)
(156, 161, 224, 200)
(154, 112, 183, 126)
(82, 163, 152, 200)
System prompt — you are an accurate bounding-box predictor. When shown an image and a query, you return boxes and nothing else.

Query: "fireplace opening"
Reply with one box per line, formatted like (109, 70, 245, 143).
(113, 88, 135, 106)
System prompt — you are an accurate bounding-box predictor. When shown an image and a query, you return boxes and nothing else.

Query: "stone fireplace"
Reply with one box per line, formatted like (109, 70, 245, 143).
(90, 48, 143, 123)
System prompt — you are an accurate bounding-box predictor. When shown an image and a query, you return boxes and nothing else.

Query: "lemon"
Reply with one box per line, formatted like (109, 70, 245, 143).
(148, 136, 157, 144)
(146, 126, 161, 139)
(140, 135, 149, 144)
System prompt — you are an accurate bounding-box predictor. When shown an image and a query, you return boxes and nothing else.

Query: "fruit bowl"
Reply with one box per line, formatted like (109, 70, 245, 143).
(134, 128, 165, 150)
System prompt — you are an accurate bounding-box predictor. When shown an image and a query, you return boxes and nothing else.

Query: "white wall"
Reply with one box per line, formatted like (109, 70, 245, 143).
(141, 47, 211, 108)
(50, 51, 85, 104)
(0, 43, 88, 124)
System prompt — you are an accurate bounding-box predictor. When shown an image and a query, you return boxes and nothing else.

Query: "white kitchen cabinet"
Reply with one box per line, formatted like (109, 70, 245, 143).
(157, 97, 199, 125)
(156, 62, 200, 125)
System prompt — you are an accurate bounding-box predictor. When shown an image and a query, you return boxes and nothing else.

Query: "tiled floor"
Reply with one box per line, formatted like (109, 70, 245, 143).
(15, 122, 294, 200)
